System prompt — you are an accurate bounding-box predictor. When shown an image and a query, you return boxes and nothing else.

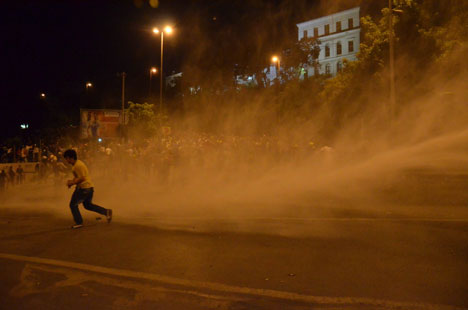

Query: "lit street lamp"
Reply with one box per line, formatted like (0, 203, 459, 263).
(85, 82, 93, 107)
(152, 25, 173, 112)
(86, 82, 93, 94)
(271, 55, 281, 81)
(40, 93, 46, 98)
(149, 67, 158, 97)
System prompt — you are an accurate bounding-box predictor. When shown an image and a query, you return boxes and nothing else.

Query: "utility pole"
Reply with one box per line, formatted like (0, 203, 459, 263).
(152, 26, 172, 113)
(160, 31, 164, 113)
(121, 72, 126, 137)
(388, 0, 396, 118)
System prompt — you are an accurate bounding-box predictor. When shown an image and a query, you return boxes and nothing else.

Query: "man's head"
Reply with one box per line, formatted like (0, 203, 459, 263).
(63, 149, 77, 165)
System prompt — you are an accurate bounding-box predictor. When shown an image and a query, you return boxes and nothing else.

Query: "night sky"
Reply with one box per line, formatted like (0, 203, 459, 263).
(0, 0, 366, 139)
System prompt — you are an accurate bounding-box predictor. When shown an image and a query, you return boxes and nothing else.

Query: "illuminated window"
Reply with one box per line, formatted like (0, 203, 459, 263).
(325, 64, 331, 75)
(337, 62, 342, 72)
(303, 30, 307, 38)
(336, 21, 341, 32)
(324, 24, 329, 35)
(348, 18, 353, 29)
(325, 45, 330, 57)
(337, 41, 342, 55)
(348, 40, 354, 52)
(314, 27, 318, 37)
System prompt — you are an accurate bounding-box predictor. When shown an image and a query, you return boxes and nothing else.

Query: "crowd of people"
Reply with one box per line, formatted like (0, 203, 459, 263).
(0, 142, 64, 191)
(0, 130, 333, 192)
(0, 144, 41, 163)
(0, 164, 26, 190)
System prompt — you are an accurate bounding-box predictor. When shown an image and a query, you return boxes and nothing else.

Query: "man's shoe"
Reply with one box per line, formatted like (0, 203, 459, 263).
(71, 224, 83, 229)
(106, 209, 113, 223)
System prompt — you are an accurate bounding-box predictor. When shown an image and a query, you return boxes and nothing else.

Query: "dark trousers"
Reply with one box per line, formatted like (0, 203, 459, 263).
(69, 187, 106, 224)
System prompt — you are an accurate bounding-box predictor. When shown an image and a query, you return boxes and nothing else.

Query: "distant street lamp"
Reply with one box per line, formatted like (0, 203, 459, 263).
(86, 82, 93, 95)
(40, 93, 46, 98)
(271, 55, 281, 81)
(149, 67, 158, 97)
(85, 82, 93, 107)
(152, 26, 173, 112)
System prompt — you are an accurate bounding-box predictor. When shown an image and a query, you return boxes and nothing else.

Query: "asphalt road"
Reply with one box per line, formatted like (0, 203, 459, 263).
(0, 205, 467, 310)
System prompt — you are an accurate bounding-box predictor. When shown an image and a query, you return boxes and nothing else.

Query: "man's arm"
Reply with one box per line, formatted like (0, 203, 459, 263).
(67, 176, 85, 187)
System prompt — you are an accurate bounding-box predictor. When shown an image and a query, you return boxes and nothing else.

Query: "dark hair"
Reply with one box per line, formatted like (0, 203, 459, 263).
(63, 149, 77, 160)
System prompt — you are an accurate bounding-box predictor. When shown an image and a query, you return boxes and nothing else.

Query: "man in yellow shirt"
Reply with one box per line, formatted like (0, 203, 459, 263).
(64, 149, 112, 229)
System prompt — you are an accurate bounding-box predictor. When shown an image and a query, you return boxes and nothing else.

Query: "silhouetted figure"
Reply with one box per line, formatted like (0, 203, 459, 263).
(33, 145, 40, 162)
(0, 169, 6, 191)
(16, 165, 24, 184)
(34, 163, 40, 182)
(7, 166, 15, 187)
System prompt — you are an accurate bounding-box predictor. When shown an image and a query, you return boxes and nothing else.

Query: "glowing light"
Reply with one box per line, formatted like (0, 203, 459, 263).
(149, 0, 159, 8)
(40, 93, 46, 98)
(151, 67, 157, 74)
(164, 26, 173, 34)
(272, 56, 279, 63)
(86, 82, 93, 88)
(153, 26, 173, 35)
(98, 138, 102, 143)
(20, 124, 29, 129)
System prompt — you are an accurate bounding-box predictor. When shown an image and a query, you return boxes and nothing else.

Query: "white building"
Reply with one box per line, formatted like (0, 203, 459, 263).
(297, 7, 360, 77)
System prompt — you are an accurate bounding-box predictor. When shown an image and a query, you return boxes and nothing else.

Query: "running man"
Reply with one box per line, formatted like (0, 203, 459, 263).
(64, 149, 112, 229)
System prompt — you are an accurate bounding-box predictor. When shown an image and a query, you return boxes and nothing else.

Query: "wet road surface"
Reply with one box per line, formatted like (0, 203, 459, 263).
(0, 207, 467, 310)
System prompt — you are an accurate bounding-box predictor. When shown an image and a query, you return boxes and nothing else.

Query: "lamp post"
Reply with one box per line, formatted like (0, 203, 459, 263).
(388, 1, 403, 118)
(388, 0, 395, 118)
(85, 82, 92, 94)
(272, 55, 280, 82)
(149, 67, 157, 97)
(85, 82, 93, 107)
(121, 72, 126, 126)
(152, 26, 173, 113)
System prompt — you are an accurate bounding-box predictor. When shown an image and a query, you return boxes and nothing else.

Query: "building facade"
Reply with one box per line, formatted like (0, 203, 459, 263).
(296, 7, 360, 77)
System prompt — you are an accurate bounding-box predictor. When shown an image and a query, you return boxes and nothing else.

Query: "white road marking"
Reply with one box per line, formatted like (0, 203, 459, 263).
(11, 263, 246, 308)
(133, 216, 468, 222)
(0, 252, 463, 310)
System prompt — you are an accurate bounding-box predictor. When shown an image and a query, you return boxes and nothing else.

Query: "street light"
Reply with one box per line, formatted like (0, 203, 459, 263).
(388, 0, 396, 119)
(152, 25, 173, 112)
(40, 93, 46, 98)
(149, 67, 158, 97)
(85, 82, 93, 107)
(271, 55, 280, 81)
(86, 82, 93, 96)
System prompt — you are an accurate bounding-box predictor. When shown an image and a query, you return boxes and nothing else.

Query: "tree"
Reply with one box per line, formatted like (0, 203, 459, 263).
(280, 36, 321, 81)
(126, 102, 158, 139)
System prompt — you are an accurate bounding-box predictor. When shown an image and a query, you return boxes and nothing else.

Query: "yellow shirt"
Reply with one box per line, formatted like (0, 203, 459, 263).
(72, 159, 94, 188)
